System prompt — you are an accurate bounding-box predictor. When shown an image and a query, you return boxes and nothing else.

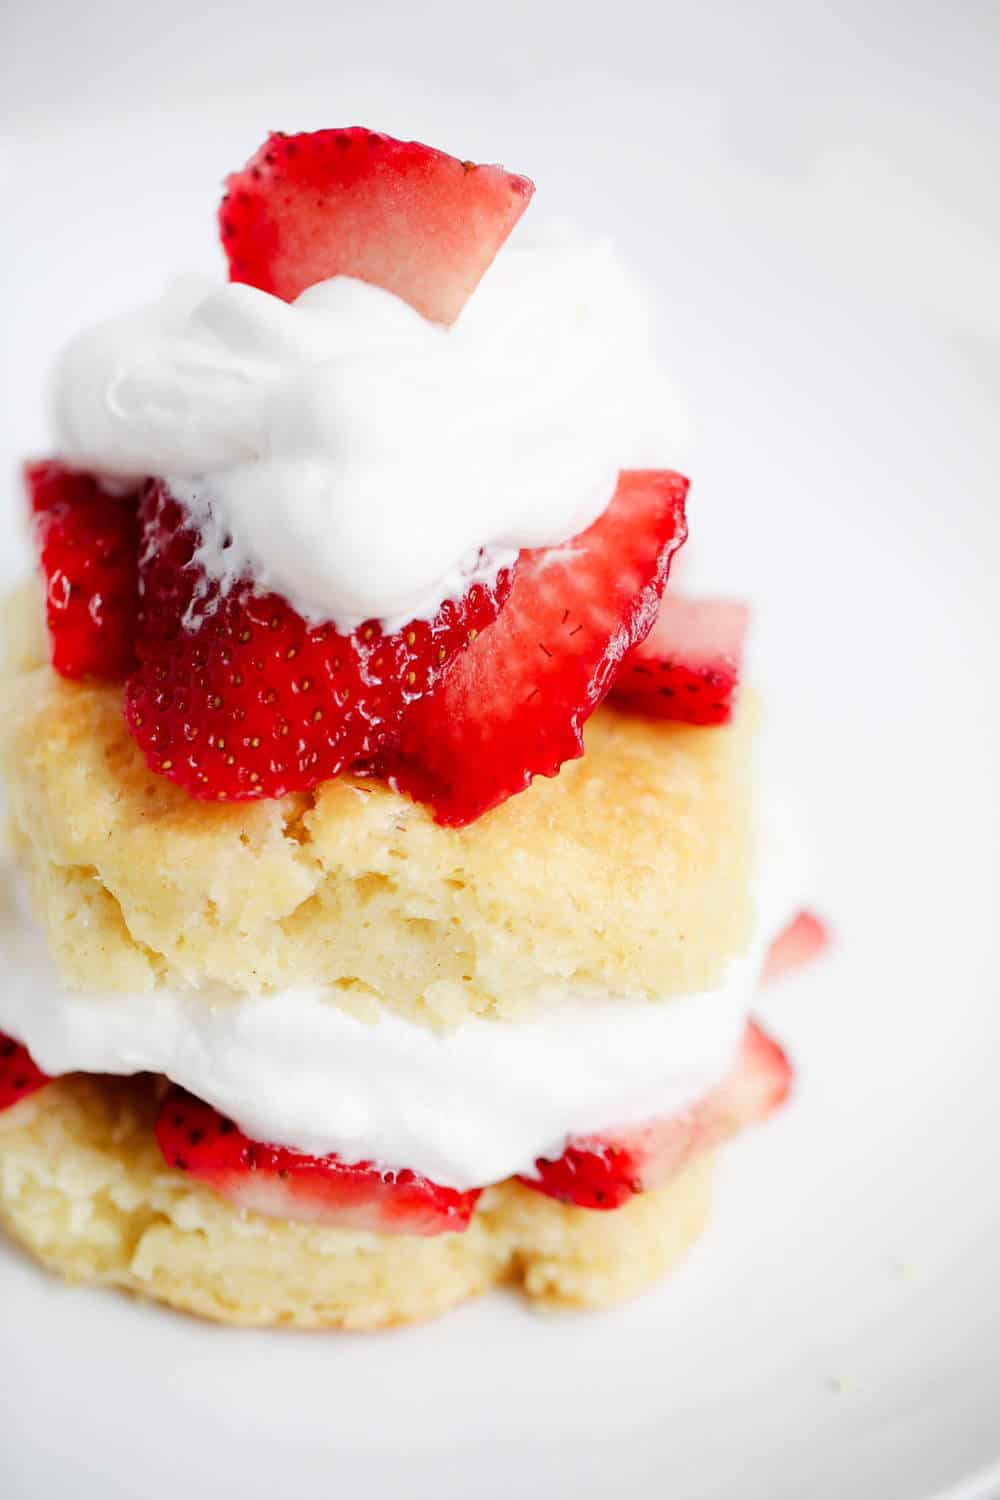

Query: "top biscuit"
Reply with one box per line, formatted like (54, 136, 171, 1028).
(1, 581, 754, 1026)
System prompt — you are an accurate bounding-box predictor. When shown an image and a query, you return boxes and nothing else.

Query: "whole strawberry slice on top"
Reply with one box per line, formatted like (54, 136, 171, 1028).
(125, 482, 513, 801)
(156, 1087, 481, 1235)
(27, 461, 141, 681)
(380, 470, 689, 825)
(220, 127, 534, 322)
(611, 594, 749, 726)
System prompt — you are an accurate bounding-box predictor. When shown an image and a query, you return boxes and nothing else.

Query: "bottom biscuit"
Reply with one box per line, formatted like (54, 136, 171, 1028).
(0, 1076, 713, 1329)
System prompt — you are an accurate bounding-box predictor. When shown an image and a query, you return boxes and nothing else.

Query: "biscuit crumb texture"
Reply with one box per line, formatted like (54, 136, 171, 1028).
(0, 1077, 713, 1329)
(1, 580, 754, 1023)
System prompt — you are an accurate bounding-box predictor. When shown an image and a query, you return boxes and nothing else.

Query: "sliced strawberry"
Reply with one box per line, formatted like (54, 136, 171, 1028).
(762, 910, 830, 983)
(0, 1033, 52, 1112)
(520, 1020, 791, 1210)
(124, 481, 513, 801)
(26, 461, 141, 680)
(220, 128, 534, 323)
(155, 1087, 481, 1235)
(610, 594, 749, 726)
(380, 471, 689, 826)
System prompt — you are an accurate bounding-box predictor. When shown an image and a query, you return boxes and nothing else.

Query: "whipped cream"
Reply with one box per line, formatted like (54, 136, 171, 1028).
(0, 814, 801, 1189)
(50, 238, 680, 632)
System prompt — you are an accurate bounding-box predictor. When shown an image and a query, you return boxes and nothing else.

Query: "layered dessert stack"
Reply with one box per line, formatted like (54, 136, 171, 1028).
(0, 129, 826, 1328)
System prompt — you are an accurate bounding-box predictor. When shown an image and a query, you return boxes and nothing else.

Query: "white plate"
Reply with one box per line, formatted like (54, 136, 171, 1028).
(2, 6, 999, 1497)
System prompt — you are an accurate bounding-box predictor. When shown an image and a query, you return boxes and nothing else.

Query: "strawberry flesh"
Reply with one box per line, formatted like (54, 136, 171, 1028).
(26, 461, 141, 680)
(380, 471, 689, 825)
(0, 1033, 52, 1112)
(762, 910, 830, 983)
(610, 594, 749, 726)
(520, 1020, 791, 1210)
(124, 481, 513, 801)
(155, 1087, 481, 1235)
(220, 128, 534, 323)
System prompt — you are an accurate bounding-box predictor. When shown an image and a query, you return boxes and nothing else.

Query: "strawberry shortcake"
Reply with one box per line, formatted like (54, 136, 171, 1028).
(0, 129, 826, 1328)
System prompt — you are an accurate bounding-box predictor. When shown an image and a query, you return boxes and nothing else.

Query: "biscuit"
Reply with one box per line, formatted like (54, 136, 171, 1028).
(0, 1077, 713, 1328)
(1, 580, 754, 1024)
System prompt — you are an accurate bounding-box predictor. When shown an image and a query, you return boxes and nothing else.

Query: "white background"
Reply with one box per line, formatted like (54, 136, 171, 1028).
(2, 2, 999, 1497)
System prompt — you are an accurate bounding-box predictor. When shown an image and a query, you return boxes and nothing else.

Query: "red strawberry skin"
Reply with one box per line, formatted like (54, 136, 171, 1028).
(520, 1020, 791, 1210)
(124, 482, 513, 802)
(611, 594, 749, 726)
(26, 461, 141, 681)
(0, 1033, 52, 1113)
(381, 471, 689, 826)
(220, 128, 534, 324)
(762, 910, 830, 983)
(155, 1087, 481, 1236)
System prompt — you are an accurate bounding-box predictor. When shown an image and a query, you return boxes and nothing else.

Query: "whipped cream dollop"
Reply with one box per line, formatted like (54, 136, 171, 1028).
(0, 814, 801, 1189)
(51, 238, 680, 631)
